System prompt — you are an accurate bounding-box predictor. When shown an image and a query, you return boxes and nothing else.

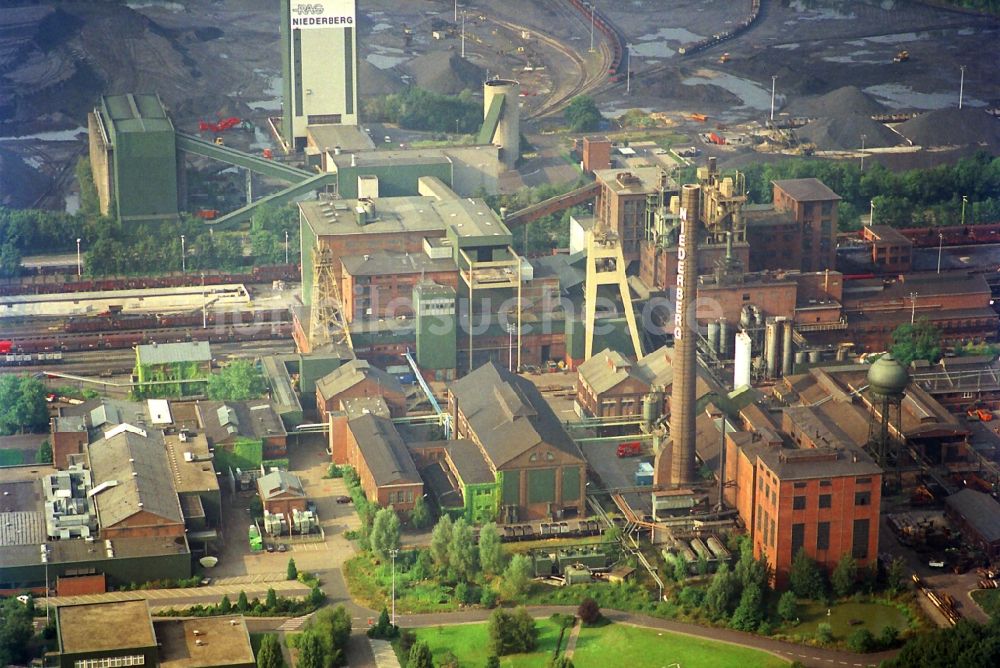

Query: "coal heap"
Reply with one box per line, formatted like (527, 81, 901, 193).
(897, 108, 1000, 147)
(404, 51, 484, 95)
(796, 113, 904, 151)
(787, 86, 886, 119)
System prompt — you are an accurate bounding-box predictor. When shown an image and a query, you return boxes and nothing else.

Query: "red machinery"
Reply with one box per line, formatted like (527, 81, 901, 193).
(0, 340, 12, 354)
(198, 117, 244, 133)
(617, 441, 641, 457)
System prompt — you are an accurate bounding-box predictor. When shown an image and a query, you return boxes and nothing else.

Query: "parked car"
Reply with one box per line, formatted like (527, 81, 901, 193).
(929, 559, 946, 568)
(336, 495, 352, 504)
(266, 543, 275, 553)
(277, 544, 287, 553)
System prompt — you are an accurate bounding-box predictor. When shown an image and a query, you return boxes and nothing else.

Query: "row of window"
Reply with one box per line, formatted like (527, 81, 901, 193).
(793, 491, 870, 510)
(790, 518, 870, 559)
(387, 489, 414, 505)
(75, 656, 146, 668)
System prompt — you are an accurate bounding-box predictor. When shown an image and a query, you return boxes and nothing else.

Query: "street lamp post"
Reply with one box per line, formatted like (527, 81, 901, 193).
(959, 65, 966, 109)
(625, 44, 630, 94)
(860, 134, 866, 172)
(180, 234, 186, 273)
(770, 75, 777, 122)
(284, 230, 289, 265)
(76, 238, 82, 277)
(937, 232, 944, 274)
(869, 199, 875, 226)
(506, 324, 515, 371)
(201, 272, 207, 329)
(910, 292, 918, 325)
(389, 548, 399, 626)
(961, 195, 968, 226)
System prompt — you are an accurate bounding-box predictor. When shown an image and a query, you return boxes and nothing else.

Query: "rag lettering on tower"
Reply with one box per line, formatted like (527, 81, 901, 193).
(674, 207, 688, 340)
(290, 1, 355, 29)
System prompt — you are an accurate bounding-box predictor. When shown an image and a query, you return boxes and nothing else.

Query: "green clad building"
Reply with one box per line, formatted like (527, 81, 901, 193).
(414, 281, 457, 379)
(88, 93, 180, 223)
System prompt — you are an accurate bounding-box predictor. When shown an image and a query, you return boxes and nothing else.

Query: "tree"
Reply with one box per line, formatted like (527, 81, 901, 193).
(448, 517, 476, 581)
(704, 563, 742, 620)
(256, 633, 284, 668)
(564, 95, 602, 132)
(729, 582, 765, 631)
(673, 553, 689, 582)
(36, 440, 53, 464)
(500, 553, 533, 599)
(577, 597, 601, 625)
(891, 319, 941, 366)
(219, 595, 232, 614)
(488, 607, 537, 656)
(287, 558, 298, 581)
(370, 507, 401, 561)
(237, 590, 249, 612)
(296, 632, 326, 668)
(848, 628, 876, 652)
(478, 522, 504, 577)
(697, 552, 711, 576)
(879, 625, 899, 649)
(789, 548, 826, 600)
(206, 360, 267, 401)
(311, 605, 351, 665)
(887, 557, 907, 595)
(831, 554, 858, 598)
(410, 495, 432, 529)
(885, 618, 1000, 668)
(0, 375, 49, 435)
(309, 585, 325, 607)
(778, 590, 798, 622)
(430, 514, 453, 572)
(368, 607, 398, 639)
(547, 658, 575, 668)
(485, 657, 500, 668)
(266, 587, 278, 609)
(0, 597, 34, 667)
(816, 622, 834, 644)
(407, 640, 434, 668)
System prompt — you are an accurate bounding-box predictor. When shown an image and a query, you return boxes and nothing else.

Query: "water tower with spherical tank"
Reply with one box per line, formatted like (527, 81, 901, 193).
(866, 354, 909, 480)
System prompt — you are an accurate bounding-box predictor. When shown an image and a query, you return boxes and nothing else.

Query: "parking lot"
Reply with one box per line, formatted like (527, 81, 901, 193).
(214, 434, 360, 578)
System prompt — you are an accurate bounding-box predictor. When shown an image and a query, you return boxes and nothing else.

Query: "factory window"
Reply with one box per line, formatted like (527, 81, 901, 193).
(791, 523, 805, 555)
(406, 490, 413, 503)
(546, 452, 555, 461)
(820, 479, 832, 487)
(855, 491, 871, 507)
(770, 518, 775, 546)
(742, 293, 751, 301)
(529, 453, 538, 462)
(819, 494, 832, 509)
(822, 201, 834, 215)
(759, 477, 764, 491)
(75, 657, 146, 668)
(793, 482, 806, 489)
(852, 519, 870, 559)
(793, 496, 806, 510)
(817, 521, 830, 550)
(856, 477, 872, 485)
(309, 113, 342, 125)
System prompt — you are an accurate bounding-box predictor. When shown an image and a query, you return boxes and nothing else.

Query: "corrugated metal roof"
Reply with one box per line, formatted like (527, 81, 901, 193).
(257, 470, 305, 500)
(347, 414, 421, 487)
(86, 430, 183, 528)
(136, 341, 212, 366)
(946, 489, 1000, 543)
(448, 361, 584, 468)
(316, 359, 404, 401)
(101, 93, 174, 135)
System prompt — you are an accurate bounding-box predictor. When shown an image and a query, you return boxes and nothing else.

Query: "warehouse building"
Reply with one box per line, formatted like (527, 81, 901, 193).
(196, 400, 289, 460)
(316, 359, 407, 422)
(575, 346, 675, 419)
(343, 414, 423, 511)
(945, 489, 1000, 559)
(772, 178, 841, 272)
(257, 470, 307, 518)
(411, 439, 498, 524)
(449, 362, 586, 522)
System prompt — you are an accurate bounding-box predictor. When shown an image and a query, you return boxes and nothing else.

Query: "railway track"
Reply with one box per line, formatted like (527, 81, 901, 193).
(487, 0, 612, 120)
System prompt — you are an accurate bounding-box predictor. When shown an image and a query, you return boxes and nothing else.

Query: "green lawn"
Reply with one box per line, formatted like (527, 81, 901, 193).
(972, 589, 1000, 620)
(408, 620, 788, 668)
(780, 600, 911, 640)
(573, 623, 789, 668)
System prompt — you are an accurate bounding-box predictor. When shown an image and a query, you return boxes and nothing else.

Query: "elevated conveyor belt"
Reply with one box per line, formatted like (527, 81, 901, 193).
(176, 133, 313, 182)
(477, 93, 505, 145)
(502, 182, 600, 228)
(207, 172, 335, 229)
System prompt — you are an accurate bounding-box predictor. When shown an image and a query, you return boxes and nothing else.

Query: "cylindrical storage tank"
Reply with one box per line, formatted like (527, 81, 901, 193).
(808, 350, 823, 363)
(690, 537, 713, 560)
(781, 319, 793, 377)
(734, 331, 752, 389)
(707, 320, 720, 354)
(836, 346, 848, 362)
(642, 392, 660, 430)
(484, 79, 520, 169)
(706, 536, 730, 560)
(719, 319, 730, 357)
(740, 305, 752, 330)
(795, 351, 807, 366)
(764, 318, 779, 378)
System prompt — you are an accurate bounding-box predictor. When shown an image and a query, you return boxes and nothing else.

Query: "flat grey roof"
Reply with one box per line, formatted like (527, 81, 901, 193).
(300, 196, 450, 237)
(136, 341, 212, 366)
(342, 250, 457, 277)
(773, 178, 842, 202)
(155, 616, 255, 668)
(58, 599, 156, 654)
(308, 124, 375, 152)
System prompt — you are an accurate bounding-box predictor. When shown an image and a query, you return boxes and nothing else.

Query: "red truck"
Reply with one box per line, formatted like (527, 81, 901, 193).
(617, 441, 641, 457)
